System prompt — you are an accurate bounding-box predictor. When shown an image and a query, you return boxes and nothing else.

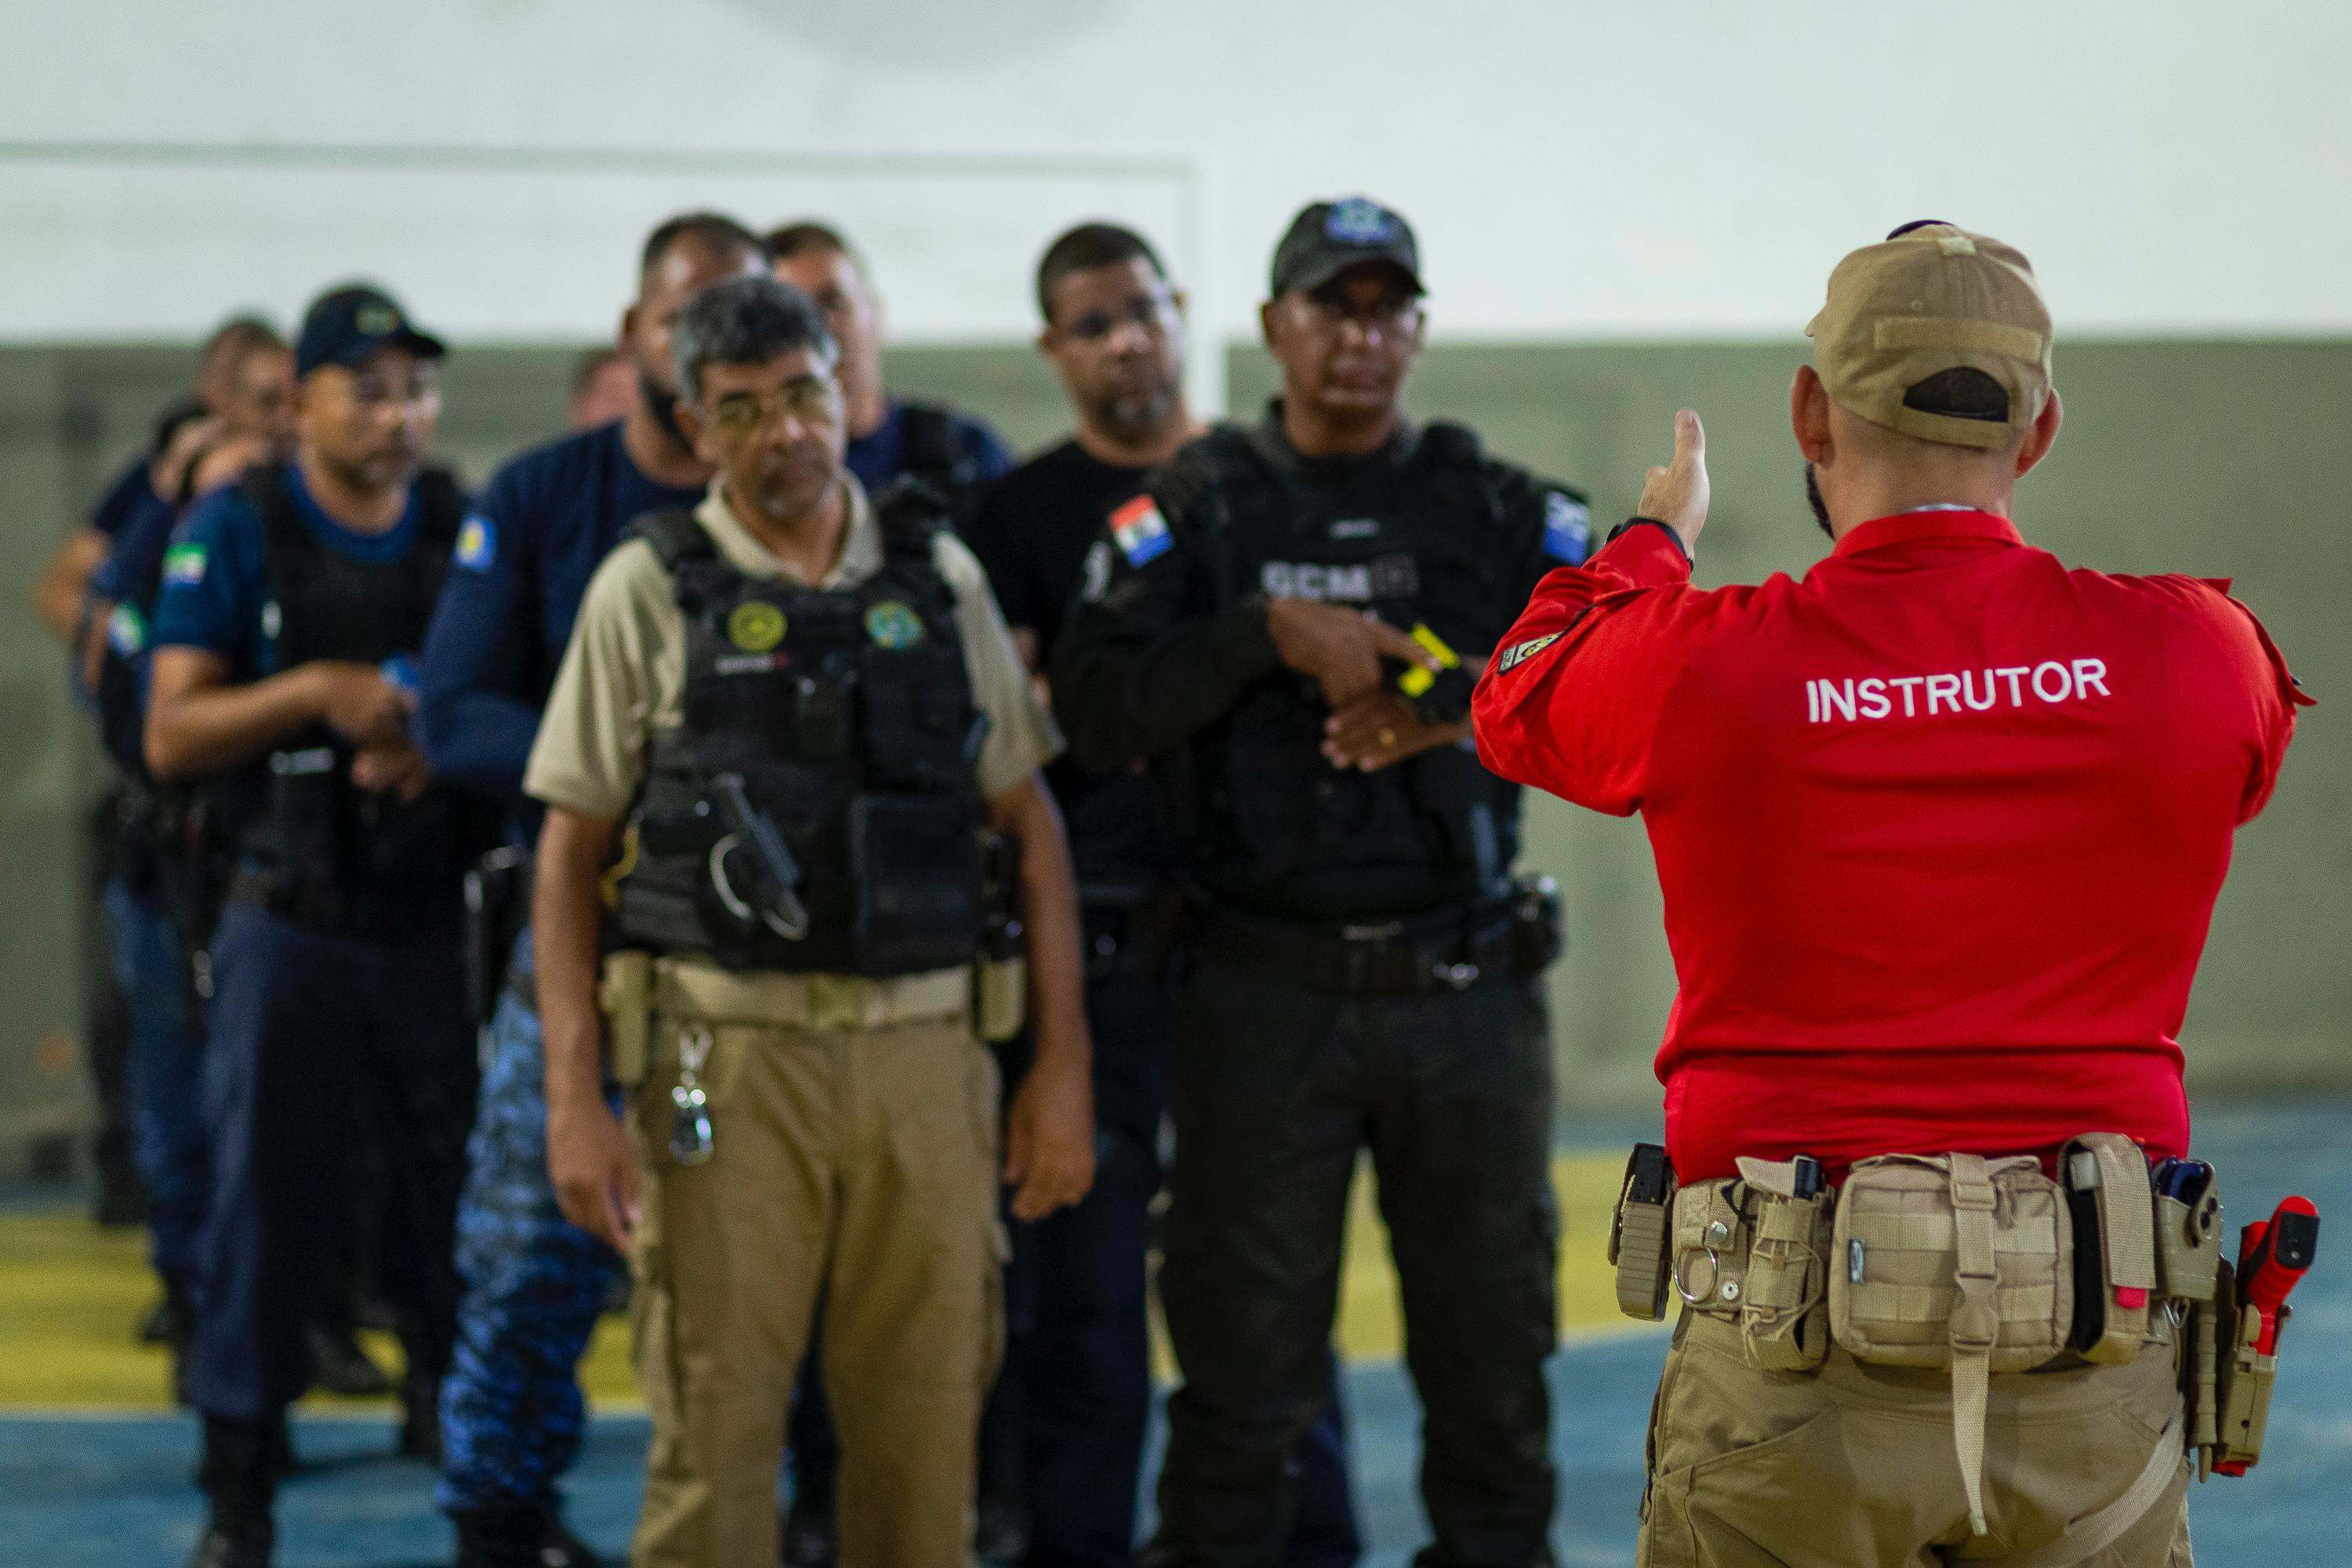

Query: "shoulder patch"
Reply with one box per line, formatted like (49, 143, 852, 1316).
(1541, 492, 1591, 563)
(107, 602, 147, 655)
(1109, 494, 1172, 567)
(162, 542, 208, 586)
(1497, 632, 1561, 673)
(454, 514, 496, 572)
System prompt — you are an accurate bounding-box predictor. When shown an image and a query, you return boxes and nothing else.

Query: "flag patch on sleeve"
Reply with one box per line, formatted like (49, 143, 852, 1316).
(1109, 495, 1172, 567)
(162, 543, 207, 586)
(454, 515, 496, 572)
(1541, 492, 1591, 563)
(1497, 632, 1560, 673)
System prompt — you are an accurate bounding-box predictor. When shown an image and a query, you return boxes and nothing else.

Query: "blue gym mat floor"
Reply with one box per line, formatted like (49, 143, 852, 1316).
(6, 1102, 2348, 1566)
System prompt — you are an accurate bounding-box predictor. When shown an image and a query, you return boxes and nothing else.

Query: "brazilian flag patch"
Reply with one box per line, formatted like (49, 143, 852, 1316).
(162, 543, 207, 586)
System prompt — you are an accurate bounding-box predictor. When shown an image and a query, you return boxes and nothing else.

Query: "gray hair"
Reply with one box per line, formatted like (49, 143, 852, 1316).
(670, 274, 837, 403)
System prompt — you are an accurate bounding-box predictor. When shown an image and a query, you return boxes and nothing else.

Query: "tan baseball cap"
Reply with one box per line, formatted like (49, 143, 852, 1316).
(1806, 222, 2053, 450)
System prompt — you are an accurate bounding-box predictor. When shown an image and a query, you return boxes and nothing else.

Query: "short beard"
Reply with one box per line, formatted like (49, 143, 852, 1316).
(1804, 463, 1834, 542)
(1090, 381, 1179, 444)
(638, 366, 688, 447)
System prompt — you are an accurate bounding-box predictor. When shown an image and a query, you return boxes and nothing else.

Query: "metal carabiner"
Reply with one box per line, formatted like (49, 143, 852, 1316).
(708, 833, 808, 941)
(669, 1026, 717, 1166)
(1675, 1218, 1733, 1305)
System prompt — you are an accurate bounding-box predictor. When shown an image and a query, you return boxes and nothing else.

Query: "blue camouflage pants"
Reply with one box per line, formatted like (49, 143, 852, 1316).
(437, 931, 621, 1517)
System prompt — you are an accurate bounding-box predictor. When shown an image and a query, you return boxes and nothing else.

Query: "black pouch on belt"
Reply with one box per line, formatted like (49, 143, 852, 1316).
(1610, 1142, 1677, 1320)
(464, 844, 531, 1027)
(1509, 873, 1565, 975)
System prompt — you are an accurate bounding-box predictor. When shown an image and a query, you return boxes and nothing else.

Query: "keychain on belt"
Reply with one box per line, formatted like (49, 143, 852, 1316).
(670, 1027, 715, 1165)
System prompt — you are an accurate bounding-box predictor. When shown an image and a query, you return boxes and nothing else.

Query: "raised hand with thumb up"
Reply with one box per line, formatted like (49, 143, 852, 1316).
(1635, 408, 1710, 553)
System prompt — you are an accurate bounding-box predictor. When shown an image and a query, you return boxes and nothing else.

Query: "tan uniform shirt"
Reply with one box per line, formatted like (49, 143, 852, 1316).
(525, 475, 1062, 819)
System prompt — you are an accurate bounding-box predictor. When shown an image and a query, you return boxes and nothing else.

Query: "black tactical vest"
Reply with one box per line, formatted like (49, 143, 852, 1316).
(895, 401, 989, 518)
(222, 463, 481, 937)
(93, 551, 165, 782)
(613, 482, 986, 975)
(1167, 421, 1523, 922)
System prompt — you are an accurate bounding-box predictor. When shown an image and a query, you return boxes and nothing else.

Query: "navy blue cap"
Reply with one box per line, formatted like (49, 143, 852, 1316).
(295, 284, 446, 377)
(1269, 196, 1423, 298)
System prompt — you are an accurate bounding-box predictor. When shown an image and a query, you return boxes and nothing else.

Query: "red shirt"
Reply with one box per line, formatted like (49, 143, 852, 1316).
(1472, 510, 2308, 1181)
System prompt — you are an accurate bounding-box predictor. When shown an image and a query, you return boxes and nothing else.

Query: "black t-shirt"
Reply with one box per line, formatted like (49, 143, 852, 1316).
(965, 438, 1178, 890)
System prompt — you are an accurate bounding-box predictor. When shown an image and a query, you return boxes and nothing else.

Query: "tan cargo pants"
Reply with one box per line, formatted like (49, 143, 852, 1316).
(1637, 1309, 2194, 1568)
(624, 975, 1003, 1568)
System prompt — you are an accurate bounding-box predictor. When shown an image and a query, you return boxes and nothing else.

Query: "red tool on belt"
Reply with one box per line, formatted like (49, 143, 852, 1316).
(2214, 1196, 2320, 1477)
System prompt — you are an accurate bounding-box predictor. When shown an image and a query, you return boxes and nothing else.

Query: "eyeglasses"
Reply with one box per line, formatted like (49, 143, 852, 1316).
(1058, 293, 1177, 343)
(707, 378, 841, 437)
(1298, 290, 1420, 335)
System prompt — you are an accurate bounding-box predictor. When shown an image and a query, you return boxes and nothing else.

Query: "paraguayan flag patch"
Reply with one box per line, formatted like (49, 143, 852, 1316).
(1109, 494, 1172, 567)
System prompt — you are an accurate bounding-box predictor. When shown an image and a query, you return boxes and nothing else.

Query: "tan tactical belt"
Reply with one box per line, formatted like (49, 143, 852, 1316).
(1611, 1135, 2258, 1559)
(599, 949, 971, 1085)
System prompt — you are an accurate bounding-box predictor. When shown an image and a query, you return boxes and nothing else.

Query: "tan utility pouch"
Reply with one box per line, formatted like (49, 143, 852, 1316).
(975, 955, 1027, 1044)
(1733, 1157, 1833, 1371)
(1829, 1152, 2074, 1367)
(2064, 1134, 2158, 1363)
(1609, 1144, 1677, 1321)
(2212, 1263, 2283, 1473)
(1830, 1152, 2074, 1534)
(599, 949, 654, 1087)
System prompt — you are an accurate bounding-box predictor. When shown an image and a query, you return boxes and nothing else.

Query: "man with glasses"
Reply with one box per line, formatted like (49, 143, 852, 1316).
(964, 220, 1364, 1568)
(532, 274, 1095, 1566)
(1054, 198, 1588, 1566)
(146, 284, 493, 1568)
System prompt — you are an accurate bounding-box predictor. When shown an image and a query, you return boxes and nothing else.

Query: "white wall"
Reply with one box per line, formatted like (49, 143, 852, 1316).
(3, 0, 2347, 350)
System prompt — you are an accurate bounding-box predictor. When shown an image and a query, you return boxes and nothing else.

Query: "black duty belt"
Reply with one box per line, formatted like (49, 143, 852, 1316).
(1193, 900, 1519, 997)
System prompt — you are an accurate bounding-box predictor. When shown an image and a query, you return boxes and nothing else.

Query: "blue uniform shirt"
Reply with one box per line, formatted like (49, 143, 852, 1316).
(418, 420, 704, 807)
(91, 484, 183, 607)
(90, 455, 160, 540)
(844, 399, 1014, 499)
(151, 465, 425, 681)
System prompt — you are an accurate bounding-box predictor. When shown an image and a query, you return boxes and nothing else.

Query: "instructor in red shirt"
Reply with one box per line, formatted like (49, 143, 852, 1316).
(1475, 223, 2306, 1567)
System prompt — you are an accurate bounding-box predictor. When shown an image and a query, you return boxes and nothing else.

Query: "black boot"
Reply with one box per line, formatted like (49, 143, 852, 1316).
(537, 1510, 604, 1568)
(397, 1370, 445, 1464)
(452, 1504, 603, 1568)
(191, 1413, 276, 1568)
(307, 1319, 393, 1397)
(779, 1491, 836, 1567)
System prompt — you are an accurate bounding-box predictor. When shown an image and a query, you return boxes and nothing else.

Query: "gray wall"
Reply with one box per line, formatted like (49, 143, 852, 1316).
(2, 338, 2343, 1170)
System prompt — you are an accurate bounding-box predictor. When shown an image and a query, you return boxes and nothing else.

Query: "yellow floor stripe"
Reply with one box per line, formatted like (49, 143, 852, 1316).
(0, 1152, 1629, 1412)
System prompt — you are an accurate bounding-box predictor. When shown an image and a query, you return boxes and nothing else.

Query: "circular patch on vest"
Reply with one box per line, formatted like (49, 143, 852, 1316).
(863, 600, 926, 650)
(726, 601, 787, 654)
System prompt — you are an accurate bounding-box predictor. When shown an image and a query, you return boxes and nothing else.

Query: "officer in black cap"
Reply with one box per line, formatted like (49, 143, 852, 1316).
(147, 281, 493, 1568)
(1053, 196, 1589, 1566)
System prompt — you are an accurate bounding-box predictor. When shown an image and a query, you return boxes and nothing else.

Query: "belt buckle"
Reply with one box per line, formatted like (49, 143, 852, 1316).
(807, 973, 864, 1033)
(1432, 960, 1481, 990)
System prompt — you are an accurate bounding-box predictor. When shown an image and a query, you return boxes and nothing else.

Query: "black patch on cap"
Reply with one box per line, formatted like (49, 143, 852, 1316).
(1901, 367, 2010, 423)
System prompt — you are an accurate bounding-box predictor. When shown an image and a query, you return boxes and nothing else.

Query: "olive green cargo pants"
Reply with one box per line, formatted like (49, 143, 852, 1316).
(1637, 1309, 2193, 1568)
(623, 974, 1003, 1568)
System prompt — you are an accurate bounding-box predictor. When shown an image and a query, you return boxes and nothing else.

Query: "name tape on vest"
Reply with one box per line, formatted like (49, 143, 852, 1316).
(1260, 554, 1421, 604)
